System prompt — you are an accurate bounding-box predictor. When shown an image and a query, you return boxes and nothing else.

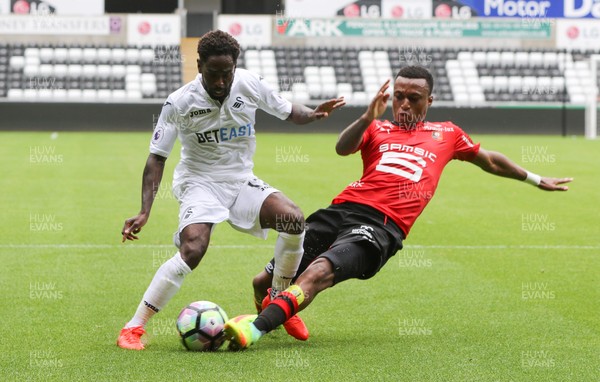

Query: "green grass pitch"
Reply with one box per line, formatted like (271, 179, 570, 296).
(1, 131, 598, 381)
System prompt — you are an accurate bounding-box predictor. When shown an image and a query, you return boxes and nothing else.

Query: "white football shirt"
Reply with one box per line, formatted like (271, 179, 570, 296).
(150, 69, 292, 184)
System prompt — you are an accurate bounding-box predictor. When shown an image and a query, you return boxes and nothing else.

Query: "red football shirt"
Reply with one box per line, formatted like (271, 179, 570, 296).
(333, 120, 480, 237)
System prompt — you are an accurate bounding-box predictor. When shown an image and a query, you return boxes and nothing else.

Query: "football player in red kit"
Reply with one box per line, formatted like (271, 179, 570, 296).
(224, 66, 572, 349)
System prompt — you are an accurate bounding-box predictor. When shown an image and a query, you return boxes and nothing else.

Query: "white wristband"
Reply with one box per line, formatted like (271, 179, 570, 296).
(525, 171, 542, 186)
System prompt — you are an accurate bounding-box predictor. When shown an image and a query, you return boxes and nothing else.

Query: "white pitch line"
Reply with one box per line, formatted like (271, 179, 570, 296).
(407, 245, 600, 250)
(0, 244, 599, 250)
(0, 244, 273, 249)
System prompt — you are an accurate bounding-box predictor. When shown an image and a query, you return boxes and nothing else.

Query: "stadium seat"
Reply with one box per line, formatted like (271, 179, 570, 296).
(83, 48, 97, 63)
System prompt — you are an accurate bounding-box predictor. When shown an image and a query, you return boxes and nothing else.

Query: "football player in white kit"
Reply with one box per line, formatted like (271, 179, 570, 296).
(117, 30, 345, 350)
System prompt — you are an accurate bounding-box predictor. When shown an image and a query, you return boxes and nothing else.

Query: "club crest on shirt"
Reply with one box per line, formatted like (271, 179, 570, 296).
(231, 96, 246, 111)
(432, 131, 443, 141)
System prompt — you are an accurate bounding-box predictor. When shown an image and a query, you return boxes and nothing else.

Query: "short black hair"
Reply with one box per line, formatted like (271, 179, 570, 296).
(197, 30, 240, 64)
(395, 66, 434, 95)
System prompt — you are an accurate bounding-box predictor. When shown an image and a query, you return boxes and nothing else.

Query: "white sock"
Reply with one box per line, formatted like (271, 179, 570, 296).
(271, 231, 305, 299)
(126, 252, 192, 328)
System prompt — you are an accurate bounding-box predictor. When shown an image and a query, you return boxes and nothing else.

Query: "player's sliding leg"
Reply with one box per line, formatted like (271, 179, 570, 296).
(253, 266, 311, 340)
(225, 256, 335, 349)
(259, 193, 309, 340)
(117, 223, 210, 350)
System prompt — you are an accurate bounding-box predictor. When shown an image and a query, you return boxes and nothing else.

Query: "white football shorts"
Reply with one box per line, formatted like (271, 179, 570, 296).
(172, 175, 279, 246)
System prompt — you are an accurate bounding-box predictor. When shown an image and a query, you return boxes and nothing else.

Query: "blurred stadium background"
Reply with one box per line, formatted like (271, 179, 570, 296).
(0, 0, 599, 136)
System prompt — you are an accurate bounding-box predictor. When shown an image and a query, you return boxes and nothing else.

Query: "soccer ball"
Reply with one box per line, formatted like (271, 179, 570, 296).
(176, 301, 229, 351)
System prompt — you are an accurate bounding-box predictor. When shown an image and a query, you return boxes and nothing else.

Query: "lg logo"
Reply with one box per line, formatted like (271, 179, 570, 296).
(138, 21, 172, 35)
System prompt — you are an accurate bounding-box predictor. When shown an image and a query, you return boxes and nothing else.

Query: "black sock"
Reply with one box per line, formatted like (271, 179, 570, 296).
(253, 304, 287, 333)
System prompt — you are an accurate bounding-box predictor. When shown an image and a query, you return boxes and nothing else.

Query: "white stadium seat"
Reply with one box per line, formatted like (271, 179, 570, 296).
(259, 50, 275, 61)
(97, 90, 112, 101)
(127, 90, 143, 100)
(111, 65, 127, 77)
(7, 89, 24, 99)
(82, 65, 97, 78)
(480, 76, 494, 91)
(24, 64, 39, 77)
(454, 92, 469, 104)
(509, 76, 523, 92)
(500, 51, 515, 67)
(68, 48, 83, 62)
(67, 65, 83, 77)
(529, 52, 544, 66)
(126, 49, 140, 63)
(39, 64, 53, 77)
(472, 51, 486, 65)
(112, 90, 127, 99)
(336, 83, 353, 97)
(54, 48, 68, 62)
(457, 51, 472, 61)
(67, 89, 83, 99)
(52, 89, 68, 99)
(83, 48, 98, 63)
(111, 48, 126, 62)
(25, 56, 40, 67)
(350, 91, 368, 105)
(38, 89, 53, 99)
(292, 91, 310, 103)
(23, 89, 38, 99)
(82, 89, 97, 99)
(126, 65, 142, 75)
(97, 48, 111, 62)
(97, 65, 112, 78)
(54, 65, 68, 77)
(494, 76, 509, 92)
(39, 48, 54, 62)
(24, 48, 40, 59)
(9, 56, 25, 70)
(140, 49, 155, 62)
(486, 52, 501, 66)
(514, 52, 529, 67)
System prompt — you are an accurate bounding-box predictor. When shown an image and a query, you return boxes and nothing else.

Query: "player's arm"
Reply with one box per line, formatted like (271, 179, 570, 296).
(336, 80, 390, 156)
(122, 153, 167, 242)
(286, 97, 345, 125)
(469, 148, 572, 191)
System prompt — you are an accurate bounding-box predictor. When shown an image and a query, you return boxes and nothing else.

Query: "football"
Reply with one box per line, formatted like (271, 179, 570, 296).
(176, 301, 229, 351)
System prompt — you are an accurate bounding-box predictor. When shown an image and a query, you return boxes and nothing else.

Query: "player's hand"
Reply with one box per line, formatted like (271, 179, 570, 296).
(121, 213, 149, 242)
(538, 177, 573, 191)
(313, 97, 346, 119)
(365, 80, 390, 121)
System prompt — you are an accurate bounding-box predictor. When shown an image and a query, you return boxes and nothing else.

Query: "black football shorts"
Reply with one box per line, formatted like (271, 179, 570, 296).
(265, 202, 404, 284)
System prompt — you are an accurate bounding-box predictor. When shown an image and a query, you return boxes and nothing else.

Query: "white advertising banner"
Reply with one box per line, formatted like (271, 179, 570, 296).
(0, 14, 110, 34)
(285, 0, 432, 19)
(381, 0, 432, 19)
(127, 14, 181, 46)
(285, 0, 381, 18)
(218, 15, 272, 47)
(0, 0, 9, 14)
(8, 0, 104, 16)
(556, 19, 600, 50)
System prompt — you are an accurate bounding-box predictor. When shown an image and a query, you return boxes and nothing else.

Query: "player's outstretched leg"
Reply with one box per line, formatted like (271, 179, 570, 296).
(229, 256, 335, 349)
(226, 285, 306, 349)
(262, 288, 309, 341)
